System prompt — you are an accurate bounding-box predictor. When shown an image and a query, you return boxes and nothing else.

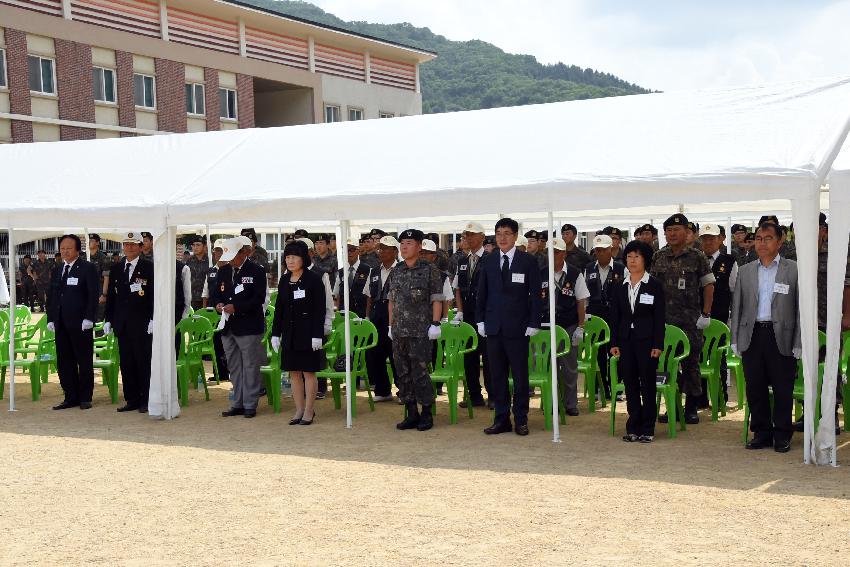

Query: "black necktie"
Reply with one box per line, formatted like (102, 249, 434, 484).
(62, 264, 70, 284)
(501, 254, 510, 285)
(348, 266, 355, 290)
(233, 266, 240, 285)
(124, 261, 131, 283)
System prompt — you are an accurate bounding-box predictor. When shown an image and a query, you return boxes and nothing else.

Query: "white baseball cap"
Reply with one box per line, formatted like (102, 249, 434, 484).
(219, 237, 246, 262)
(422, 239, 437, 252)
(122, 232, 143, 244)
(378, 235, 400, 248)
(346, 238, 359, 248)
(550, 237, 566, 251)
(212, 238, 226, 250)
(462, 222, 485, 234)
(297, 237, 315, 250)
(516, 235, 528, 247)
(699, 223, 722, 237)
(592, 235, 613, 250)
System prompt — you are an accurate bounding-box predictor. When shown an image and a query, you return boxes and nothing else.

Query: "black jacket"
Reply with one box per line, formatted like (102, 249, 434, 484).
(214, 259, 267, 336)
(271, 269, 326, 350)
(337, 262, 371, 318)
(609, 274, 666, 351)
(47, 258, 99, 328)
(105, 257, 154, 336)
(476, 249, 542, 338)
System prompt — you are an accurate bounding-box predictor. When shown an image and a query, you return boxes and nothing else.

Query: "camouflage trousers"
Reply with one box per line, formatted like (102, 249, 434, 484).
(673, 321, 704, 397)
(392, 336, 435, 405)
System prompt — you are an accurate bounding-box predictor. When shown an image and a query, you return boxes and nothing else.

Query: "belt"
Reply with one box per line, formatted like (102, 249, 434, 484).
(754, 321, 773, 328)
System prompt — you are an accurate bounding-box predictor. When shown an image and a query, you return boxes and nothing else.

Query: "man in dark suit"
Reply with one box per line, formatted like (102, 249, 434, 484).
(47, 234, 99, 410)
(476, 218, 542, 436)
(104, 232, 154, 413)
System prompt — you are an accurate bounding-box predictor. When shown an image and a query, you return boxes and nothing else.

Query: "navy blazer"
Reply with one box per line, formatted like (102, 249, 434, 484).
(47, 257, 99, 328)
(214, 259, 267, 336)
(105, 257, 154, 336)
(609, 274, 666, 351)
(476, 248, 542, 338)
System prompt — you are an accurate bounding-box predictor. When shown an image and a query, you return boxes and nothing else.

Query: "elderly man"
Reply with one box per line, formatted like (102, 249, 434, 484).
(365, 235, 400, 402)
(215, 236, 268, 418)
(333, 238, 371, 318)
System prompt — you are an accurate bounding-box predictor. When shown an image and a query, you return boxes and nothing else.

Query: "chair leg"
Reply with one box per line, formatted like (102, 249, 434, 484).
(609, 394, 617, 436)
(743, 401, 750, 445)
(448, 378, 458, 425)
(30, 365, 40, 401)
(843, 384, 850, 433)
(0, 367, 5, 400)
(587, 369, 597, 413)
(707, 373, 719, 422)
(331, 378, 342, 410)
(364, 374, 375, 412)
(677, 391, 686, 433)
(462, 377, 473, 419)
(541, 384, 552, 431)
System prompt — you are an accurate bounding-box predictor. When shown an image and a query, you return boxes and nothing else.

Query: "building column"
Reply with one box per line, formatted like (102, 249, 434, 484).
(159, 0, 169, 41)
(5, 28, 33, 143)
(364, 50, 371, 84)
(236, 74, 254, 129)
(115, 50, 136, 134)
(308, 36, 315, 72)
(238, 18, 246, 57)
(55, 38, 96, 141)
(155, 58, 187, 133)
(204, 67, 220, 131)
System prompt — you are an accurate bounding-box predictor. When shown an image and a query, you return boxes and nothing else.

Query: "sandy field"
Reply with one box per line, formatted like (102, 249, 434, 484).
(1, 365, 849, 566)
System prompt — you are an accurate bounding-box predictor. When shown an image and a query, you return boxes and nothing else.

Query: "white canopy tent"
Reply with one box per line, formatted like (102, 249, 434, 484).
(3, 76, 850, 462)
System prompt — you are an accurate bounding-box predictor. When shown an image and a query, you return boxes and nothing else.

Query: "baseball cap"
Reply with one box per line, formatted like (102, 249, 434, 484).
(297, 237, 315, 250)
(122, 232, 143, 244)
(379, 235, 400, 248)
(463, 222, 485, 234)
(240, 228, 258, 242)
(293, 229, 309, 238)
(699, 223, 722, 237)
(592, 235, 613, 250)
(212, 238, 226, 250)
(731, 223, 747, 234)
(516, 235, 528, 247)
(422, 239, 437, 252)
(219, 238, 241, 262)
(550, 237, 566, 251)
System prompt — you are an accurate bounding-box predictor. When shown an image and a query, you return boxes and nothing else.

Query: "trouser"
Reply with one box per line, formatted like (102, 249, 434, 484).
(96, 301, 106, 323)
(620, 337, 657, 436)
(672, 321, 703, 398)
(392, 336, 435, 405)
(35, 285, 48, 312)
(213, 331, 229, 380)
(742, 325, 796, 443)
(221, 332, 266, 411)
(596, 316, 613, 398)
(464, 335, 491, 402)
(487, 334, 530, 424)
(22, 280, 35, 308)
(557, 323, 579, 411)
(55, 321, 94, 404)
(117, 330, 152, 408)
(191, 299, 204, 310)
(365, 323, 395, 397)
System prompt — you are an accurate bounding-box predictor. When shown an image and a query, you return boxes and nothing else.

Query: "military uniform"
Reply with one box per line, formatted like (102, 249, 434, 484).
(90, 249, 112, 320)
(564, 245, 592, 272)
(185, 254, 209, 310)
(651, 243, 715, 401)
(816, 240, 850, 329)
(30, 258, 53, 312)
(359, 250, 380, 270)
(388, 257, 442, 406)
(448, 248, 466, 280)
(779, 239, 797, 261)
(314, 252, 338, 288)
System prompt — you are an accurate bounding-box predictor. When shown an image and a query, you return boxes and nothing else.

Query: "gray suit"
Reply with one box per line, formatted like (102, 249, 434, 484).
(731, 257, 801, 356)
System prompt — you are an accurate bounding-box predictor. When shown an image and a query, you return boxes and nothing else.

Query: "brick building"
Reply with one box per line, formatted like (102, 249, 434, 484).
(0, 0, 435, 143)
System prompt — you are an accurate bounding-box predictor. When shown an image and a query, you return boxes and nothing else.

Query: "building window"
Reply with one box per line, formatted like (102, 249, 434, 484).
(379, 112, 394, 119)
(0, 49, 7, 89)
(219, 88, 237, 120)
(185, 83, 205, 116)
(133, 73, 155, 108)
(92, 67, 116, 103)
(28, 55, 55, 95)
(324, 104, 340, 123)
(348, 107, 364, 121)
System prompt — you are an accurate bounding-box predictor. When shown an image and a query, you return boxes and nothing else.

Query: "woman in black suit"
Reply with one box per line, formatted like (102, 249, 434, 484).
(271, 241, 327, 425)
(609, 240, 666, 443)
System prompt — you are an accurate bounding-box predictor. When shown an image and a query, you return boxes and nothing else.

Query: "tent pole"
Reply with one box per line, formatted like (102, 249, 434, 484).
(205, 225, 213, 268)
(340, 220, 353, 429)
(547, 211, 560, 443)
(84, 228, 91, 261)
(8, 228, 17, 412)
(277, 227, 283, 284)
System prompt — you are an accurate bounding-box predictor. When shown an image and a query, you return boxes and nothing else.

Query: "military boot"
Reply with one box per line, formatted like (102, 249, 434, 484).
(396, 402, 419, 430)
(417, 405, 433, 431)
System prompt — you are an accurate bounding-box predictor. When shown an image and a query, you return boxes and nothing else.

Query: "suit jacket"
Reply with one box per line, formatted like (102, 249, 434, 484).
(609, 274, 666, 351)
(476, 248, 542, 338)
(731, 256, 801, 356)
(214, 259, 267, 336)
(271, 269, 326, 350)
(105, 257, 154, 336)
(47, 257, 99, 328)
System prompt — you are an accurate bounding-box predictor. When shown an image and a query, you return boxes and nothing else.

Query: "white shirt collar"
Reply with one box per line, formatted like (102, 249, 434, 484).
(64, 258, 78, 269)
(710, 250, 721, 261)
(349, 259, 360, 271)
(499, 246, 517, 262)
(126, 256, 139, 268)
(470, 246, 485, 258)
(624, 271, 651, 285)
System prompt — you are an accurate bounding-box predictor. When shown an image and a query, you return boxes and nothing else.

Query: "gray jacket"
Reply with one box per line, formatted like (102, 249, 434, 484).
(731, 256, 801, 357)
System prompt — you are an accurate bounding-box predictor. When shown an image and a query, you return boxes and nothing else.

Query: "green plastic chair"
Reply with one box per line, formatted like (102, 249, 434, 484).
(13, 317, 54, 400)
(317, 318, 378, 417)
(700, 319, 730, 421)
(92, 333, 120, 404)
(175, 317, 211, 407)
(190, 311, 222, 383)
(791, 330, 827, 429)
(430, 321, 478, 424)
(528, 325, 570, 430)
(840, 331, 849, 432)
(269, 290, 279, 309)
(578, 315, 610, 412)
(725, 348, 746, 410)
(260, 347, 282, 414)
(608, 352, 625, 436)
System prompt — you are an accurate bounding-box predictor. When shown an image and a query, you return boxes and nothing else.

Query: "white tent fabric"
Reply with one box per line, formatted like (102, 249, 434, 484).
(3, 76, 850, 460)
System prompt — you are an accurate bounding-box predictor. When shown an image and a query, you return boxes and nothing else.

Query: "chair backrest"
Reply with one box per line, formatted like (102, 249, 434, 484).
(841, 331, 850, 378)
(96, 333, 117, 361)
(349, 319, 378, 372)
(795, 330, 827, 384)
(193, 308, 221, 330)
(700, 319, 730, 369)
(528, 325, 570, 377)
(14, 305, 32, 326)
(0, 309, 10, 340)
(269, 290, 279, 308)
(579, 315, 610, 366)
(658, 324, 690, 387)
(174, 317, 194, 361)
(434, 322, 478, 373)
(187, 316, 215, 351)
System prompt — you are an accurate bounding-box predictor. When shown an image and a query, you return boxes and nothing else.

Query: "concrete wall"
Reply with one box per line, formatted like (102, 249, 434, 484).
(254, 87, 314, 128)
(320, 74, 422, 120)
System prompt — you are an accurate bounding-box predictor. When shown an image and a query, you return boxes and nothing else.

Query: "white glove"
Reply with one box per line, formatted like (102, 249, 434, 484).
(102, 322, 112, 335)
(82, 319, 93, 331)
(428, 324, 441, 340)
(792, 347, 802, 359)
(324, 322, 333, 336)
(572, 326, 584, 346)
(453, 311, 464, 324)
(477, 322, 486, 337)
(525, 327, 539, 337)
(731, 344, 739, 357)
(147, 320, 153, 335)
(311, 338, 323, 351)
(271, 336, 281, 353)
(46, 322, 55, 333)
(388, 326, 393, 340)
(696, 314, 711, 330)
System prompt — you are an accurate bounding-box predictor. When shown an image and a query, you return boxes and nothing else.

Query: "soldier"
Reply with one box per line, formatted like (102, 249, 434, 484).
(524, 229, 547, 269)
(203, 239, 229, 382)
(333, 238, 371, 318)
(19, 255, 35, 309)
(364, 235, 400, 403)
(389, 229, 443, 431)
(141, 232, 154, 261)
(585, 234, 626, 400)
(426, 232, 451, 275)
(739, 232, 757, 265)
(483, 236, 495, 255)
(184, 235, 209, 310)
(515, 235, 528, 251)
(313, 233, 338, 288)
(447, 234, 467, 280)
(360, 228, 384, 269)
(30, 249, 52, 312)
(651, 214, 716, 425)
(635, 224, 659, 252)
(561, 223, 592, 271)
(241, 228, 271, 282)
(89, 234, 112, 321)
(603, 227, 624, 261)
(730, 224, 748, 262)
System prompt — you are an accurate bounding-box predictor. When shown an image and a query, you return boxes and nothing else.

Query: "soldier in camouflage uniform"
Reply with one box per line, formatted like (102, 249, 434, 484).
(313, 233, 338, 288)
(359, 228, 384, 270)
(388, 229, 444, 432)
(651, 214, 716, 425)
(561, 223, 592, 271)
(30, 249, 53, 312)
(141, 232, 154, 261)
(89, 234, 113, 321)
(185, 235, 209, 310)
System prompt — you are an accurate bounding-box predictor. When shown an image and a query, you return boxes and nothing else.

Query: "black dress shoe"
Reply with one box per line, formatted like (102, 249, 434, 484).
(487, 400, 496, 410)
(514, 423, 529, 436)
(622, 433, 638, 442)
(79, 402, 92, 410)
(243, 410, 257, 418)
(684, 412, 700, 425)
(53, 401, 79, 410)
(746, 436, 774, 450)
(138, 406, 148, 414)
(417, 407, 433, 431)
(566, 408, 579, 417)
(774, 439, 791, 453)
(222, 407, 245, 417)
(484, 420, 512, 435)
(459, 398, 486, 409)
(658, 412, 669, 424)
(793, 418, 804, 432)
(116, 404, 139, 413)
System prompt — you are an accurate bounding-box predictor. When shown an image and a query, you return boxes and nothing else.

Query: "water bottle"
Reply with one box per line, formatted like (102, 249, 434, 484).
(281, 371, 292, 397)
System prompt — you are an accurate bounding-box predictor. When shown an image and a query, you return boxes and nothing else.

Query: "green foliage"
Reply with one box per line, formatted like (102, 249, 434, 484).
(239, 0, 651, 113)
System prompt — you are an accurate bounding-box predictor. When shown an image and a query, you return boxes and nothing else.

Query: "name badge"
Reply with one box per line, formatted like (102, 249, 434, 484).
(241, 276, 254, 284)
(66, 277, 79, 286)
(293, 289, 306, 300)
(459, 264, 468, 271)
(588, 273, 598, 279)
(773, 283, 790, 295)
(639, 293, 654, 305)
(234, 284, 244, 295)
(677, 278, 686, 290)
(130, 283, 142, 293)
(512, 273, 525, 284)
(541, 281, 549, 289)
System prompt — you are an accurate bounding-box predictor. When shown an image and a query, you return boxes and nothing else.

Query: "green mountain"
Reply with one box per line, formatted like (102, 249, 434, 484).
(238, 0, 651, 113)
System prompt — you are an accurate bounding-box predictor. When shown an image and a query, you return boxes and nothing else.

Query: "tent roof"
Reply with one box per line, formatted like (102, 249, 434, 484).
(3, 76, 850, 230)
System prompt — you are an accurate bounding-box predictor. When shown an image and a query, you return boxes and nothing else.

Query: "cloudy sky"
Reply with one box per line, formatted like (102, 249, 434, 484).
(307, 0, 850, 91)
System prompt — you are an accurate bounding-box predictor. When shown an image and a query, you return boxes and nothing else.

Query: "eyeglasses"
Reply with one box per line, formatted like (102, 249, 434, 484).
(754, 236, 776, 243)
(495, 230, 515, 238)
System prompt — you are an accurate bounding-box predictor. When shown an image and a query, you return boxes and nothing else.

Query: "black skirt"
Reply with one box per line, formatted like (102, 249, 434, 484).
(281, 345, 327, 373)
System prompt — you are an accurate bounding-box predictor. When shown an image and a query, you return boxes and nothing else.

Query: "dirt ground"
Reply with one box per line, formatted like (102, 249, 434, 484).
(1, 367, 849, 566)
